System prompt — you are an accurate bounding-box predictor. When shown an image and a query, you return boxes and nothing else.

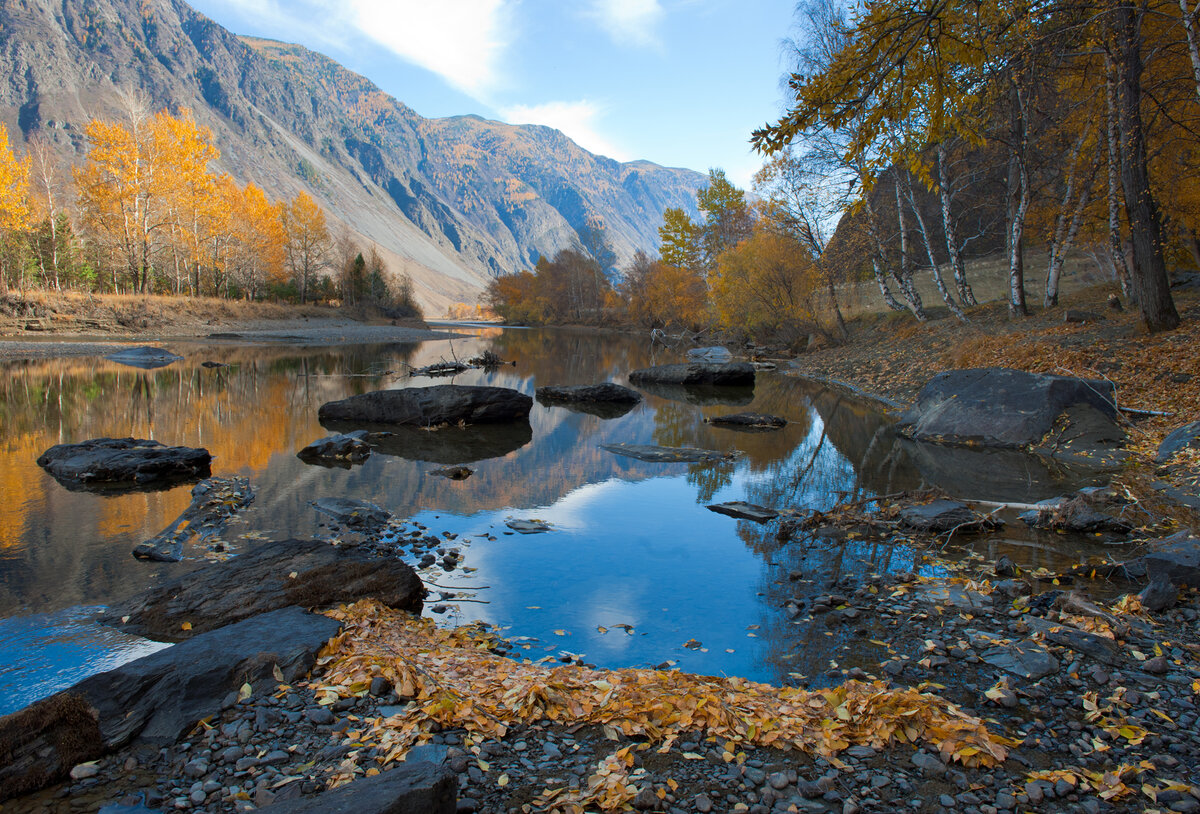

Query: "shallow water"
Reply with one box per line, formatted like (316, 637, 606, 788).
(0, 326, 1116, 714)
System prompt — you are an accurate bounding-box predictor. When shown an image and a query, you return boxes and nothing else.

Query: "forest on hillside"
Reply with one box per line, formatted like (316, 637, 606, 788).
(0, 92, 419, 316)
(488, 0, 1200, 340)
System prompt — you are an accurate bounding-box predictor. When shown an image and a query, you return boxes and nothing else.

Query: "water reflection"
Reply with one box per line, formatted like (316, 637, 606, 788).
(0, 327, 1115, 710)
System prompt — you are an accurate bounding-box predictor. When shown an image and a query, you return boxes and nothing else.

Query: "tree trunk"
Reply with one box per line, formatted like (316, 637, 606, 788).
(1114, 0, 1181, 332)
(1104, 57, 1135, 299)
(1045, 123, 1093, 308)
(1006, 83, 1030, 317)
(891, 175, 929, 321)
(860, 191, 909, 313)
(902, 172, 967, 322)
(937, 141, 976, 307)
(1180, 0, 1200, 103)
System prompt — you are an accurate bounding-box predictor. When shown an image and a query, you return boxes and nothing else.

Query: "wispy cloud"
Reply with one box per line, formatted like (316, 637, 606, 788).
(588, 0, 665, 48)
(500, 100, 630, 160)
(344, 1, 512, 98)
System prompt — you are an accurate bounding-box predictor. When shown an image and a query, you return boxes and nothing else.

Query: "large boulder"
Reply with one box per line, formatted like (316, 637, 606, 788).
(0, 607, 341, 802)
(317, 385, 531, 427)
(261, 761, 456, 813)
(36, 438, 212, 491)
(1141, 530, 1200, 588)
(897, 368, 1124, 453)
(101, 539, 424, 641)
(1155, 421, 1200, 463)
(536, 383, 642, 419)
(629, 362, 755, 387)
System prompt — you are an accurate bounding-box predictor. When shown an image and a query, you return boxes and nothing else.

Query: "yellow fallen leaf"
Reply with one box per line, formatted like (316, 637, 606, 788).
(181, 621, 192, 631)
(237, 682, 252, 702)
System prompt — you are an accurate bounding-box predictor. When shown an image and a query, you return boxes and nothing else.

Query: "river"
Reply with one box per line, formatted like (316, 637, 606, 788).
(0, 326, 1114, 715)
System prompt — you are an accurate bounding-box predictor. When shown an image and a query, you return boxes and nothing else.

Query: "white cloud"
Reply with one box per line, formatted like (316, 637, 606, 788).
(500, 100, 630, 160)
(345, 1, 512, 98)
(588, 0, 665, 48)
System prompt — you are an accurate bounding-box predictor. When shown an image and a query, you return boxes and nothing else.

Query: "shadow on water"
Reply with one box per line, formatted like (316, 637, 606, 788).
(0, 327, 1129, 710)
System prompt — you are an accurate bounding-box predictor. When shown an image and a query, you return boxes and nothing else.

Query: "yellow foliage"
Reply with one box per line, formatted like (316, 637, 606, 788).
(711, 228, 818, 337)
(0, 123, 30, 232)
(315, 601, 1008, 811)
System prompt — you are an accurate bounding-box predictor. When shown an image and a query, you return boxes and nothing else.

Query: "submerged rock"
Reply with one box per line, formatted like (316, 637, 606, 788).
(600, 444, 737, 464)
(707, 412, 787, 431)
(897, 368, 1125, 458)
(132, 477, 255, 561)
(297, 431, 373, 467)
(312, 497, 391, 528)
(103, 346, 183, 369)
(706, 502, 779, 523)
(686, 346, 733, 363)
(317, 385, 532, 427)
(431, 466, 473, 480)
(0, 607, 341, 802)
(102, 539, 424, 640)
(506, 519, 552, 534)
(629, 362, 755, 387)
(37, 438, 211, 491)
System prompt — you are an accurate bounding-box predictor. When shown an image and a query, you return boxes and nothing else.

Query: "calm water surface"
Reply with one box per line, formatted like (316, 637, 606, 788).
(0, 326, 1110, 714)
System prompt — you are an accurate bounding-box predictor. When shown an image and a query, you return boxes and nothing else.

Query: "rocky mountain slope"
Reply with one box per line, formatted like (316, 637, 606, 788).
(0, 0, 705, 312)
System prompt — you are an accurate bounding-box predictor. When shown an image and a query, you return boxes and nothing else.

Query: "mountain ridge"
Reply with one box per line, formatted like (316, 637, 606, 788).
(0, 0, 705, 311)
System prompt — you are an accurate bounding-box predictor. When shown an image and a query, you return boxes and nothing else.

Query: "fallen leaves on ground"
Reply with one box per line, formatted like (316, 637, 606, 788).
(313, 600, 1009, 811)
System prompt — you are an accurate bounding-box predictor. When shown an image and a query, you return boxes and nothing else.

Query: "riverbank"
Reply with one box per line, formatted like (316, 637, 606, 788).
(0, 291, 456, 361)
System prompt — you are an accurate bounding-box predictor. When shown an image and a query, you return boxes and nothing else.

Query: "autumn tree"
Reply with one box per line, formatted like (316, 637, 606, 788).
(696, 169, 753, 267)
(281, 190, 331, 303)
(711, 226, 820, 345)
(223, 179, 285, 299)
(621, 250, 709, 330)
(0, 123, 31, 292)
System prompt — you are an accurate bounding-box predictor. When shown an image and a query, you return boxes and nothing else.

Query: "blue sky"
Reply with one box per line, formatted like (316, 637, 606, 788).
(188, 0, 799, 188)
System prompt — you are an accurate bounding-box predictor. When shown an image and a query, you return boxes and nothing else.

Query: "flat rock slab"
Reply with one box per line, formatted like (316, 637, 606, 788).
(297, 431, 373, 467)
(1156, 421, 1200, 464)
(37, 438, 212, 491)
(104, 346, 183, 369)
(917, 584, 992, 612)
(317, 385, 532, 427)
(629, 362, 755, 387)
(536, 383, 642, 404)
(1022, 615, 1122, 666)
(708, 412, 787, 431)
(897, 367, 1123, 450)
(101, 539, 424, 640)
(899, 500, 1002, 534)
(686, 346, 733, 363)
(506, 519, 552, 534)
(260, 760, 456, 813)
(600, 443, 737, 464)
(707, 502, 779, 522)
(132, 477, 255, 562)
(978, 637, 1060, 679)
(0, 607, 341, 802)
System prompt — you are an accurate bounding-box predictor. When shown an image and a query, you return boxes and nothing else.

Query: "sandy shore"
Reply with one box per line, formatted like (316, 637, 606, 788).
(0, 319, 461, 362)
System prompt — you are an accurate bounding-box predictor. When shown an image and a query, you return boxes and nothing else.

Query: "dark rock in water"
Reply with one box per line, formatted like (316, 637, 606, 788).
(200, 360, 227, 368)
(0, 607, 341, 802)
(708, 412, 786, 431)
(132, 477, 255, 561)
(37, 438, 212, 491)
(632, 380, 755, 406)
(1138, 577, 1178, 612)
(297, 431, 373, 467)
(317, 385, 532, 426)
(1141, 530, 1200, 588)
(103, 346, 183, 369)
(629, 362, 755, 387)
(260, 760, 456, 813)
(506, 519, 552, 534)
(536, 383, 642, 404)
(706, 502, 779, 522)
(994, 555, 1017, 578)
(322, 420, 532, 464)
(897, 368, 1124, 454)
(101, 539, 424, 640)
(898, 499, 1002, 533)
(1155, 421, 1200, 464)
(536, 383, 642, 418)
(686, 346, 733, 363)
(431, 466, 473, 480)
(312, 497, 391, 528)
(1018, 494, 1132, 534)
(600, 443, 737, 464)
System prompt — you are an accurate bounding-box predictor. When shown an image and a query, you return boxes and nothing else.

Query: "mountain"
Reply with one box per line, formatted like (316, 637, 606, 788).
(0, 0, 706, 312)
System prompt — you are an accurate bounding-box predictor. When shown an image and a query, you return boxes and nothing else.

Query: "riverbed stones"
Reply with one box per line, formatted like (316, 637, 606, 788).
(296, 431, 373, 466)
(132, 477, 255, 561)
(317, 385, 532, 427)
(260, 761, 456, 813)
(36, 438, 212, 490)
(896, 367, 1124, 455)
(102, 539, 424, 639)
(0, 607, 340, 802)
(628, 362, 755, 387)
